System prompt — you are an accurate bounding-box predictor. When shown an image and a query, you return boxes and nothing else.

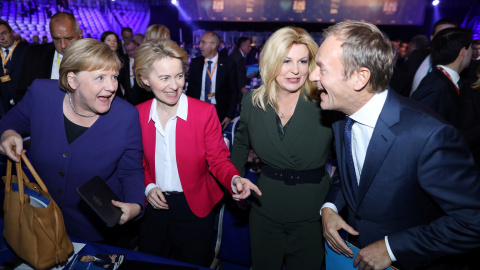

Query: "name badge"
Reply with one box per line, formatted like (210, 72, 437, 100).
(0, 75, 11, 83)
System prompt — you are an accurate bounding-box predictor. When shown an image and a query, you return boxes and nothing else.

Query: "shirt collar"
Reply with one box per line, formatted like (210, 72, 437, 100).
(350, 89, 388, 128)
(206, 53, 218, 63)
(54, 50, 63, 61)
(148, 93, 188, 123)
(437, 64, 460, 85)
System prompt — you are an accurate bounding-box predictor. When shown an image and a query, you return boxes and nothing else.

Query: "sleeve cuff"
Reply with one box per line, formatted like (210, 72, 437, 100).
(385, 236, 397, 262)
(145, 183, 157, 198)
(320, 203, 338, 216)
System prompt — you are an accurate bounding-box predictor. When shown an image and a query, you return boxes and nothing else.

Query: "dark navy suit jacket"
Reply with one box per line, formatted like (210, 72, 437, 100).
(326, 90, 480, 269)
(0, 42, 27, 115)
(0, 79, 144, 241)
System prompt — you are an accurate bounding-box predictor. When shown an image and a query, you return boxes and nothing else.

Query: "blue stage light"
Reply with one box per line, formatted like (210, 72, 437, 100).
(432, 0, 439, 6)
(172, 0, 178, 6)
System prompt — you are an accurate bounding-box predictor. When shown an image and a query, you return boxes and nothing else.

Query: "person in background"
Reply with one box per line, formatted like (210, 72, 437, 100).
(134, 33, 145, 46)
(0, 19, 27, 116)
(314, 20, 480, 270)
(186, 31, 238, 131)
(134, 39, 261, 267)
(32, 35, 39, 45)
(0, 39, 144, 244)
(231, 26, 333, 269)
(120, 27, 133, 54)
(229, 36, 252, 95)
(411, 27, 472, 129)
(101, 30, 127, 100)
(144, 24, 170, 42)
(470, 39, 480, 61)
(16, 12, 82, 103)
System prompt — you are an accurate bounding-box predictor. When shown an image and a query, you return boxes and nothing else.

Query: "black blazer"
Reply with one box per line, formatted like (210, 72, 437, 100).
(15, 43, 56, 103)
(229, 48, 247, 92)
(411, 68, 462, 128)
(0, 42, 27, 116)
(118, 54, 153, 105)
(186, 54, 238, 121)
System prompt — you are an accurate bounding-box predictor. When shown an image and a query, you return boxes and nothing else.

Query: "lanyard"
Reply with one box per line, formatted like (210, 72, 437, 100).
(56, 52, 62, 70)
(1, 41, 18, 75)
(436, 66, 459, 95)
(205, 58, 218, 91)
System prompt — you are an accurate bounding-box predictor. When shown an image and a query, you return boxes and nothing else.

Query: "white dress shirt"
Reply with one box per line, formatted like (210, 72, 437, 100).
(321, 90, 397, 261)
(51, 50, 62, 80)
(144, 94, 188, 197)
(201, 53, 218, 104)
(1, 43, 15, 66)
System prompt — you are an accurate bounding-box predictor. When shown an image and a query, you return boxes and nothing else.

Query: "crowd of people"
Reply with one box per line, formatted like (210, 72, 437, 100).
(1, 8, 480, 270)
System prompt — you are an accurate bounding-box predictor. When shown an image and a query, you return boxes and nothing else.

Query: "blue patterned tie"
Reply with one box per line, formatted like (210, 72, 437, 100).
(204, 60, 212, 103)
(344, 116, 359, 197)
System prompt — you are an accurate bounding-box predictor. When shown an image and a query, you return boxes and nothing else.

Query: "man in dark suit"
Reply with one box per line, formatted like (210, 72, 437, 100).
(15, 12, 82, 103)
(229, 36, 252, 96)
(411, 27, 472, 130)
(120, 39, 152, 105)
(0, 20, 27, 116)
(186, 31, 237, 130)
(408, 18, 459, 97)
(311, 21, 480, 270)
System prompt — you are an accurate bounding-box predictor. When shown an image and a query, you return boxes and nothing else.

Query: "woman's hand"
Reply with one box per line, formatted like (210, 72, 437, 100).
(232, 176, 262, 200)
(0, 129, 23, 162)
(147, 187, 169, 210)
(111, 200, 142, 225)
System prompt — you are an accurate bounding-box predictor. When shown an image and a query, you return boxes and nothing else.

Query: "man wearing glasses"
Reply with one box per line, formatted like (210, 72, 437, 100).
(186, 32, 238, 130)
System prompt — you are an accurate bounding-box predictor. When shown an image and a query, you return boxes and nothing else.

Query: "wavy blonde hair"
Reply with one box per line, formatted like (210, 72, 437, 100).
(252, 26, 319, 111)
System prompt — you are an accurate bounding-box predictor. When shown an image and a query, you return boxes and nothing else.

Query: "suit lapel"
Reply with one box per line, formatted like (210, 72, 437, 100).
(281, 96, 310, 148)
(356, 91, 399, 209)
(262, 104, 296, 166)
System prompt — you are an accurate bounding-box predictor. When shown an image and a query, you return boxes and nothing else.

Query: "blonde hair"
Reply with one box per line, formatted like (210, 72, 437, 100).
(145, 24, 171, 41)
(252, 27, 319, 111)
(323, 21, 393, 93)
(59, 38, 121, 92)
(134, 39, 188, 91)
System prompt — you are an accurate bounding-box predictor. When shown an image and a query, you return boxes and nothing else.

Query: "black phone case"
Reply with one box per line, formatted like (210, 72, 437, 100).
(76, 176, 123, 227)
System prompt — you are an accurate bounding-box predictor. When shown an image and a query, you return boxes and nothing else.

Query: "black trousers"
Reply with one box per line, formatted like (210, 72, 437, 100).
(138, 193, 215, 267)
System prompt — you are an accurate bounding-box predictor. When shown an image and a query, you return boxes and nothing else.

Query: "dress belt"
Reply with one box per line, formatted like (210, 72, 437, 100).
(162, 191, 183, 196)
(261, 165, 325, 186)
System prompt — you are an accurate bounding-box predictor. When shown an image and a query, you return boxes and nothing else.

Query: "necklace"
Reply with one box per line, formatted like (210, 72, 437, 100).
(278, 100, 297, 119)
(68, 92, 97, 118)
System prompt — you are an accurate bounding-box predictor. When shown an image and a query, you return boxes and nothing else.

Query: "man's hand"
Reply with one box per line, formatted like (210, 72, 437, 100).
(353, 239, 392, 270)
(322, 207, 359, 257)
(221, 117, 231, 131)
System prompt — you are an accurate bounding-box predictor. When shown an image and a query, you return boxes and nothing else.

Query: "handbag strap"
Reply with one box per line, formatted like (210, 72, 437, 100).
(20, 152, 48, 192)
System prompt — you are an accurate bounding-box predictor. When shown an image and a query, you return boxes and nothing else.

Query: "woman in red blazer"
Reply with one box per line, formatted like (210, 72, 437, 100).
(134, 39, 261, 267)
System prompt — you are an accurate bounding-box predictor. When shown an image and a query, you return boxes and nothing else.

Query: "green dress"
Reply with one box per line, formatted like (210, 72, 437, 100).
(231, 90, 333, 269)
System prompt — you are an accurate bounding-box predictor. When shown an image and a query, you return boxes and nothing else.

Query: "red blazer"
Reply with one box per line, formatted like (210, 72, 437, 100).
(136, 96, 238, 218)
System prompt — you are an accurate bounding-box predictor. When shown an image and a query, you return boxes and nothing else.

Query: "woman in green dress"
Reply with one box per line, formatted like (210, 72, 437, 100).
(231, 26, 333, 269)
